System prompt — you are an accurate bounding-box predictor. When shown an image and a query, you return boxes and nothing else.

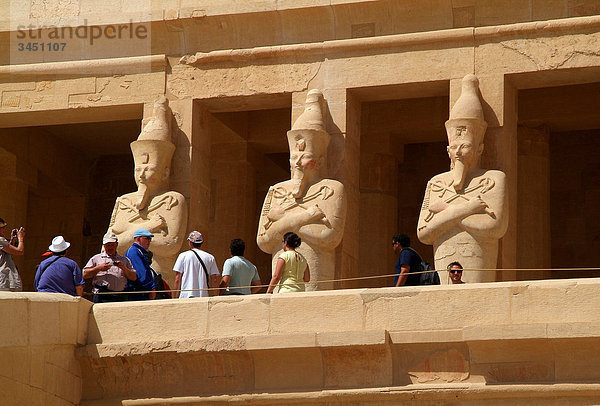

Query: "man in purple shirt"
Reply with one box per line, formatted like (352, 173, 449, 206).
(34, 236, 84, 296)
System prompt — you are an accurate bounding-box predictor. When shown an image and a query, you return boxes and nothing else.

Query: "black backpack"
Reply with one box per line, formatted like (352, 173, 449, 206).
(419, 260, 440, 285)
(407, 247, 440, 285)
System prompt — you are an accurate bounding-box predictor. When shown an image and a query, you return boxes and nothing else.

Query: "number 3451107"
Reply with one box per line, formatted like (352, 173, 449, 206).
(17, 42, 66, 51)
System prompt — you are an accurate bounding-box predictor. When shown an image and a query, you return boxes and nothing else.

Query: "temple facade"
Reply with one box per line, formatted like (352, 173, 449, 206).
(2, 0, 600, 404)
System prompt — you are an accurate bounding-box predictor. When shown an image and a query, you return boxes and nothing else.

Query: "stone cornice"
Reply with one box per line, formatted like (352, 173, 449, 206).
(0, 54, 166, 77)
(180, 15, 600, 66)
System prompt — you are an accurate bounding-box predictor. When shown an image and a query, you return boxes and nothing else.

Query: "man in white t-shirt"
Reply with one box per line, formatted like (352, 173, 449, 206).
(173, 231, 220, 298)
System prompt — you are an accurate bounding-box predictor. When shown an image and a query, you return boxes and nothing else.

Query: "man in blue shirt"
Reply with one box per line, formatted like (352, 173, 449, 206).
(125, 228, 157, 300)
(219, 238, 261, 295)
(34, 236, 84, 296)
(392, 233, 422, 287)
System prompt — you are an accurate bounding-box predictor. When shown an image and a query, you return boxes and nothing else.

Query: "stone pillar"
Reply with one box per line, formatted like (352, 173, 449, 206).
(0, 147, 29, 283)
(169, 99, 210, 237)
(210, 141, 258, 267)
(517, 125, 551, 280)
(465, 74, 518, 281)
(358, 111, 399, 288)
(329, 89, 361, 289)
(167, 98, 210, 290)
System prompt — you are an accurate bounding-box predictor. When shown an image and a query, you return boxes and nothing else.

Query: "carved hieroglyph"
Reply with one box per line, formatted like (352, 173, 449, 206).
(417, 75, 508, 283)
(108, 96, 187, 289)
(257, 90, 347, 290)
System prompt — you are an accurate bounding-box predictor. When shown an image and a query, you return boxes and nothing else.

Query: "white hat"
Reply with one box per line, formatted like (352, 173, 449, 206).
(49, 235, 71, 253)
(102, 231, 118, 244)
(187, 231, 203, 243)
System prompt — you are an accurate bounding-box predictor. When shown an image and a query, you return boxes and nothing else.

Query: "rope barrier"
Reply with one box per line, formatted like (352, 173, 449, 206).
(91, 266, 600, 296)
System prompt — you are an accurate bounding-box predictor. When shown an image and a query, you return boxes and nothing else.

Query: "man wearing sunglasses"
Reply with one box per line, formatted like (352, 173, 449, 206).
(448, 261, 465, 284)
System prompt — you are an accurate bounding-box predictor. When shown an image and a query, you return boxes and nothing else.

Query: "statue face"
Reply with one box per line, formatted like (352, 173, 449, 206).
(290, 151, 318, 173)
(446, 126, 482, 169)
(134, 161, 168, 188)
(289, 150, 319, 198)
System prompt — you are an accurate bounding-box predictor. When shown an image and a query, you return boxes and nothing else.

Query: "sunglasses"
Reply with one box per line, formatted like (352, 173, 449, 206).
(449, 270, 463, 274)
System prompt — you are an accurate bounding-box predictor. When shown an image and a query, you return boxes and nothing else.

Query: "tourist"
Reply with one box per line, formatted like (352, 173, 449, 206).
(173, 231, 220, 298)
(0, 218, 24, 292)
(219, 238, 261, 295)
(83, 231, 137, 303)
(392, 233, 422, 287)
(34, 236, 84, 296)
(266, 232, 310, 293)
(448, 261, 465, 284)
(125, 229, 157, 300)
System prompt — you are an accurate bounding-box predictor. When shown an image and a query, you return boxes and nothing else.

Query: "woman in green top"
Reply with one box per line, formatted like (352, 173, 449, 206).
(266, 232, 310, 293)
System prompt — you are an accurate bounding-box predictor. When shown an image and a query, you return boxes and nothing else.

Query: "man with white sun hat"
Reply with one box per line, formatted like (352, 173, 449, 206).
(34, 236, 84, 296)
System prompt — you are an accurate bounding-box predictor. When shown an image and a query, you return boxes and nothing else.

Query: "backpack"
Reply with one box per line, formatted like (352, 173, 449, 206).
(419, 260, 440, 285)
(407, 247, 440, 285)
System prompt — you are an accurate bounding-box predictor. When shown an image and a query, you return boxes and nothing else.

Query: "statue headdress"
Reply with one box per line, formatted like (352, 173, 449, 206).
(287, 89, 330, 156)
(130, 96, 175, 168)
(445, 74, 487, 141)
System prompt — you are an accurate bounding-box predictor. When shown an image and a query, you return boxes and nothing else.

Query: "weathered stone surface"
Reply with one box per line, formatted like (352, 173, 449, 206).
(257, 90, 347, 291)
(417, 74, 509, 283)
(3, 2, 600, 405)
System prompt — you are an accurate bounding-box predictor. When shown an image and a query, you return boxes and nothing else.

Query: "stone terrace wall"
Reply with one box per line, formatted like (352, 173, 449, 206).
(0, 293, 92, 406)
(3, 281, 600, 405)
(78, 279, 600, 405)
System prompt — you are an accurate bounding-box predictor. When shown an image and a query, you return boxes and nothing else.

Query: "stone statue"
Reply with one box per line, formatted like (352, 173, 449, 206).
(257, 89, 347, 290)
(108, 96, 188, 289)
(417, 74, 508, 283)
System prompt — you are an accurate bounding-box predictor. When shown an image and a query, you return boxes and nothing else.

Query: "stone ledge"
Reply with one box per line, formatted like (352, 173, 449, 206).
(78, 329, 389, 358)
(81, 383, 600, 405)
(79, 320, 600, 358)
(86, 279, 600, 346)
(0, 55, 167, 77)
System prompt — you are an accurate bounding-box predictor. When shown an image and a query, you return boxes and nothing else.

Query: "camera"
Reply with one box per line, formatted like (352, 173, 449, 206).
(112, 261, 121, 266)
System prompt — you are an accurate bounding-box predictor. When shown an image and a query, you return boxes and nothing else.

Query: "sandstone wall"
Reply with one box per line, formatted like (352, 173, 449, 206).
(0, 293, 92, 405)
(77, 279, 600, 405)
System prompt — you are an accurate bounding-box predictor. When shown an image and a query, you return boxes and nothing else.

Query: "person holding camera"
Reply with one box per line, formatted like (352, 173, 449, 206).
(0, 218, 24, 292)
(83, 231, 137, 303)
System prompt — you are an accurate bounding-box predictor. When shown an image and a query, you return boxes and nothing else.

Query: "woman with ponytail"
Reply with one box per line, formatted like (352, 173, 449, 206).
(266, 232, 310, 293)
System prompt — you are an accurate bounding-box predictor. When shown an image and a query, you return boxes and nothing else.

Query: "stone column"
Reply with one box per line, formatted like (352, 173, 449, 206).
(169, 99, 210, 238)
(517, 125, 551, 280)
(210, 141, 258, 266)
(167, 98, 211, 290)
(358, 102, 399, 287)
(464, 74, 518, 281)
(0, 147, 30, 287)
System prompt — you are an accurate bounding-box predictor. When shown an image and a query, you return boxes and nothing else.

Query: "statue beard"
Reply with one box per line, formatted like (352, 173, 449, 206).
(135, 183, 151, 210)
(451, 159, 467, 191)
(291, 168, 307, 199)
